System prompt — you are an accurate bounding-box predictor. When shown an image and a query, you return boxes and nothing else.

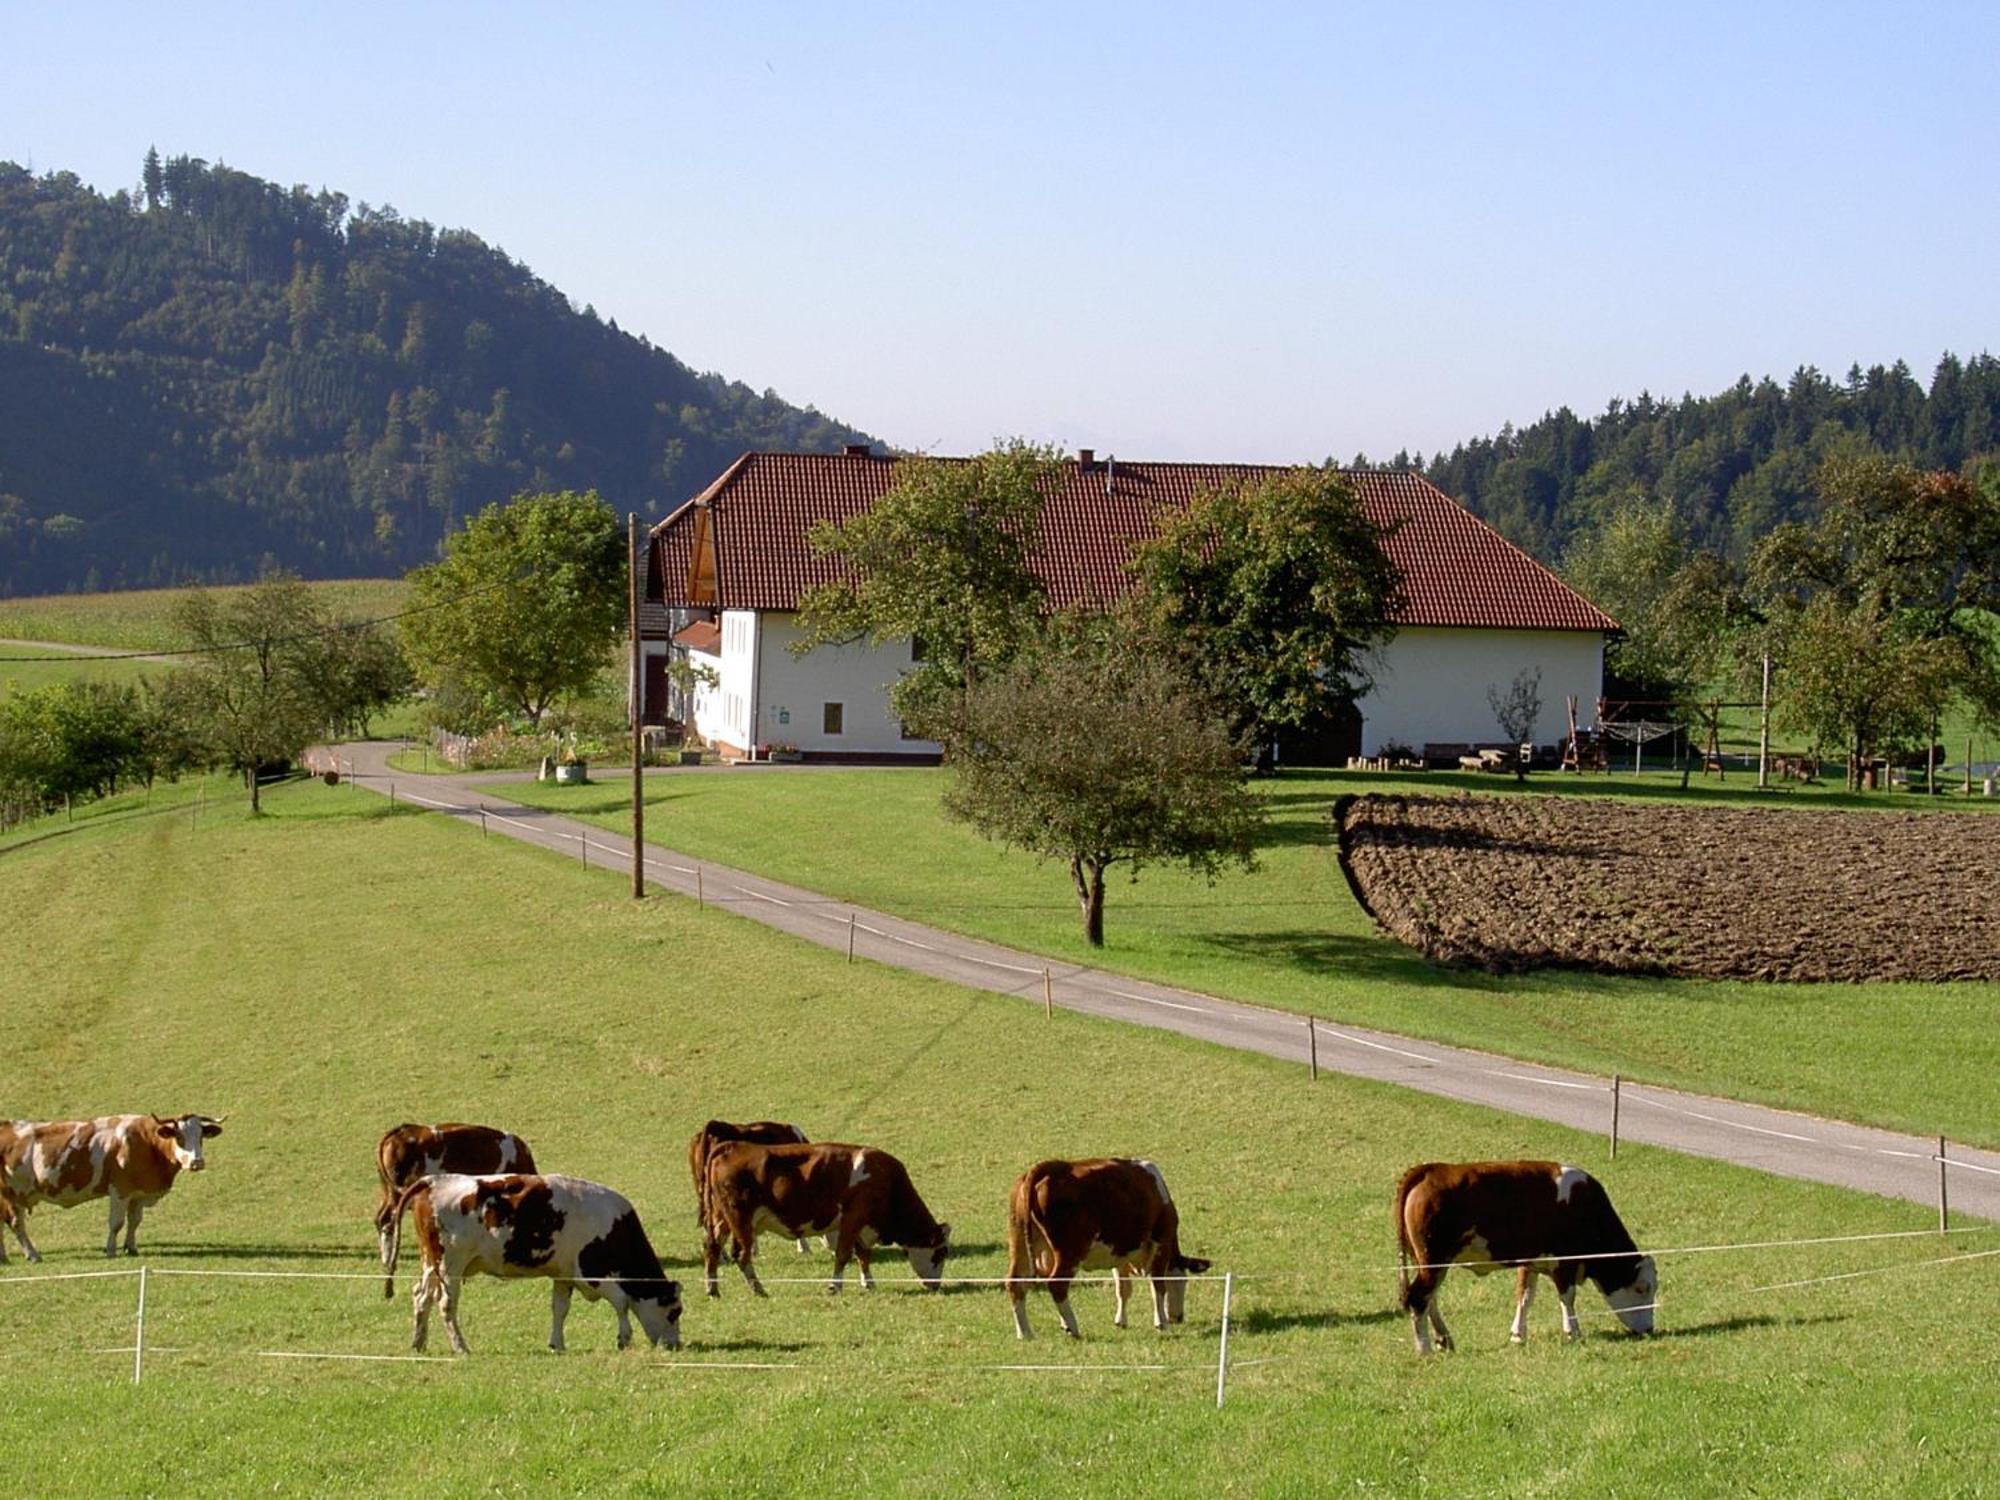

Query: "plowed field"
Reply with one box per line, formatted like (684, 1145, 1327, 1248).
(1338, 793, 1999, 982)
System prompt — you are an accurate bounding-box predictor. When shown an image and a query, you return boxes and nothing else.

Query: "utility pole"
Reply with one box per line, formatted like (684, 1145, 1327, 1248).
(1757, 654, 1771, 789)
(629, 512, 646, 900)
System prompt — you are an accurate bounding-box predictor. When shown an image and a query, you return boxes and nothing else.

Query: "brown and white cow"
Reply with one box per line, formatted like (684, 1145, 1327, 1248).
(700, 1140, 950, 1297)
(0, 1114, 223, 1261)
(388, 1172, 683, 1355)
(1395, 1160, 1658, 1354)
(374, 1122, 537, 1294)
(686, 1119, 813, 1253)
(1005, 1158, 1211, 1339)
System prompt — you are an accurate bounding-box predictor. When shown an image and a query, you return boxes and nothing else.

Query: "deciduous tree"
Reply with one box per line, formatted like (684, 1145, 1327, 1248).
(1127, 466, 1402, 758)
(796, 441, 1060, 740)
(941, 618, 1261, 947)
(400, 489, 626, 729)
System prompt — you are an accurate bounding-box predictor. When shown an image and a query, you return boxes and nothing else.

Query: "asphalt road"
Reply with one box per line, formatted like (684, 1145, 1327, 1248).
(325, 741, 2000, 1222)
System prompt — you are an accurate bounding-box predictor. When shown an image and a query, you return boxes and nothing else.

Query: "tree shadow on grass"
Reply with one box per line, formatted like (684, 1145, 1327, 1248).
(685, 1336, 814, 1354)
(1198, 929, 1487, 992)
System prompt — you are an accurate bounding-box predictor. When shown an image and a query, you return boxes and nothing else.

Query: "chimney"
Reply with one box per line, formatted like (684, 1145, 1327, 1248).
(1077, 448, 1095, 469)
(1105, 455, 1115, 495)
(844, 442, 870, 457)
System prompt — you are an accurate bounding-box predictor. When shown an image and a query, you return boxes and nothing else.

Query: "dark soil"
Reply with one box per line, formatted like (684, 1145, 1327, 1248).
(1337, 793, 1999, 982)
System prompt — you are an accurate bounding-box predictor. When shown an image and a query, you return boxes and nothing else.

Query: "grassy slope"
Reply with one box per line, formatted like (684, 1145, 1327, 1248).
(509, 767, 2000, 1147)
(0, 650, 161, 694)
(1, 781, 1994, 1495)
(0, 579, 409, 651)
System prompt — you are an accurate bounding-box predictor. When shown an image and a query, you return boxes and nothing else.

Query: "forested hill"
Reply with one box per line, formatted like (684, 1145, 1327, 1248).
(1400, 356, 2000, 565)
(0, 155, 872, 595)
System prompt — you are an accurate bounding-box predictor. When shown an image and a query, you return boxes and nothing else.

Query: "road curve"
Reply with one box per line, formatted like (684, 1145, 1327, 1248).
(322, 741, 2000, 1222)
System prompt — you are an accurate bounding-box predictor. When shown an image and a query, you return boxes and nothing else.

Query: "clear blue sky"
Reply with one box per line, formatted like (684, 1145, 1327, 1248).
(7, 3, 1996, 465)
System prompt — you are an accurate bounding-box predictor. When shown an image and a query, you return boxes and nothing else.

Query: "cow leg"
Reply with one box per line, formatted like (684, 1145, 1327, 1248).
(1009, 1283, 1034, 1339)
(1150, 1271, 1172, 1331)
(411, 1268, 438, 1351)
(122, 1201, 146, 1256)
(441, 1272, 470, 1356)
(10, 1208, 40, 1264)
(1048, 1255, 1084, 1338)
(794, 1234, 811, 1255)
(616, 1302, 635, 1350)
(827, 1223, 856, 1294)
(1510, 1266, 1537, 1344)
(1112, 1267, 1130, 1329)
(703, 1221, 723, 1298)
(549, 1281, 573, 1352)
(855, 1241, 876, 1291)
(1404, 1263, 1449, 1354)
(1555, 1266, 1582, 1339)
(104, 1193, 127, 1257)
(733, 1228, 768, 1298)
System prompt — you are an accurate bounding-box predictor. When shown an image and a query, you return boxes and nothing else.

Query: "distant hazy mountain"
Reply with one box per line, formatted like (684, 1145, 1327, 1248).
(0, 153, 873, 594)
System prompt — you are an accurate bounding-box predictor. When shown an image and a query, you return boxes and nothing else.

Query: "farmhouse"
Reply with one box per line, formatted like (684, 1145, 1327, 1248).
(641, 447, 1616, 762)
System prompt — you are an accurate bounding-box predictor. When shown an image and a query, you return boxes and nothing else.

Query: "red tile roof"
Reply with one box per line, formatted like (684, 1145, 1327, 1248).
(672, 620, 721, 653)
(650, 453, 1617, 633)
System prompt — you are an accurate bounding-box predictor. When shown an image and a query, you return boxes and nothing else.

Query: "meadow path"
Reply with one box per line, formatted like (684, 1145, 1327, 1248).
(327, 741, 2000, 1222)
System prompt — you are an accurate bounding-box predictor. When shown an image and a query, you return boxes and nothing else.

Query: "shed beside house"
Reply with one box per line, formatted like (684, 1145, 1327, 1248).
(644, 448, 1617, 762)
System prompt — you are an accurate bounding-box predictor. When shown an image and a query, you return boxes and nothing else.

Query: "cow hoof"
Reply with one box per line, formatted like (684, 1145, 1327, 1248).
(705, 1287, 720, 1299)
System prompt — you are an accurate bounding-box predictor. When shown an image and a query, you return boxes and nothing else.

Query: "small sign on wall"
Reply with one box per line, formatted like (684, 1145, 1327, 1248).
(778, 708, 791, 725)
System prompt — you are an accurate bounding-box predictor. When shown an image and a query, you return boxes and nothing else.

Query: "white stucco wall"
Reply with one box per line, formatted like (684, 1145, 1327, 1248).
(754, 613, 940, 757)
(1355, 627, 1604, 755)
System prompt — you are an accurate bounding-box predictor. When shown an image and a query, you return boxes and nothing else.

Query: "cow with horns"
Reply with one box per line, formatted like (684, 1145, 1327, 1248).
(1005, 1157, 1211, 1339)
(1395, 1160, 1658, 1354)
(388, 1172, 683, 1355)
(374, 1122, 537, 1295)
(0, 1114, 224, 1261)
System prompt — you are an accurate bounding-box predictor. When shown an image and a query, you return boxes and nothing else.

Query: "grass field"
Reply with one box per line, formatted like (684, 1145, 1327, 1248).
(0, 647, 162, 695)
(507, 766, 2000, 1148)
(2, 779, 1994, 1495)
(0, 578, 409, 651)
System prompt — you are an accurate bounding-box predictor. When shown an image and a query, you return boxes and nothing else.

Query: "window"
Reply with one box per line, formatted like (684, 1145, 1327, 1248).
(823, 702, 845, 735)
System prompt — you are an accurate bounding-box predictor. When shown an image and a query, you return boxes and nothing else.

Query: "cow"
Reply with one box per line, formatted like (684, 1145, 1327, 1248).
(0, 1114, 223, 1262)
(374, 1122, 537, 1295)
(1005, 1157, 1211, 1339)
(1394, 1160, 1658, 1354)
(686, 1119, 814, 1254)
(700, 1140, 950, 1298)
(387, 1172, 683, 1356)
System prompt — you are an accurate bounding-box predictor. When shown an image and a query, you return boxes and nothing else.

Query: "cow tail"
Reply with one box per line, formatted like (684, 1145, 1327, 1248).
(384, 1178, 431, 1300)
(1393, 1164, 1430, 1310)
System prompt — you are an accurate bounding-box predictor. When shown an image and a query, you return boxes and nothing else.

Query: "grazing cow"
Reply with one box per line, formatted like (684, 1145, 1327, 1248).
(701, 1140, 950, 1297)
(388, 1172, 682, 1355)
(686, 1119, 814, 1253)
(0, 1114, 223, 1261)
(374, 1122, 537, 1295)
(1005, 1158, 1211, 1339)
(1395, 1160, 1658, 1354)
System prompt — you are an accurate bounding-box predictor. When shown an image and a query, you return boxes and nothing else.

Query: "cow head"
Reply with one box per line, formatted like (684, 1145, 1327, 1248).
(906, 1222, 952, 1291)
(632, 1278, 685, 1350)
(157, 1114, 224, 1172)
(1596, 1253, 1658, 1334)
(1167, 1253, 1212, 1323)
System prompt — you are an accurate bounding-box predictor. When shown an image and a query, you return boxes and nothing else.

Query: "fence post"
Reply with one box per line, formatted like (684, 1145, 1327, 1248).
(697, 866, 704, 909)
(388, 782, 395, 809)
(1043, 969, 1053, 1019)
(1938, 1135, 1949, 1233)
(479, 806, 487, 838)
(132, 1265, 148, 1386)
(847, 912, 857, 963)
(1610, 1074, 1622, 1159)
(1214, 1270, 1235, 1409)
(579, 830, 587, 865)
(1307, 1016, 1318, 1081)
